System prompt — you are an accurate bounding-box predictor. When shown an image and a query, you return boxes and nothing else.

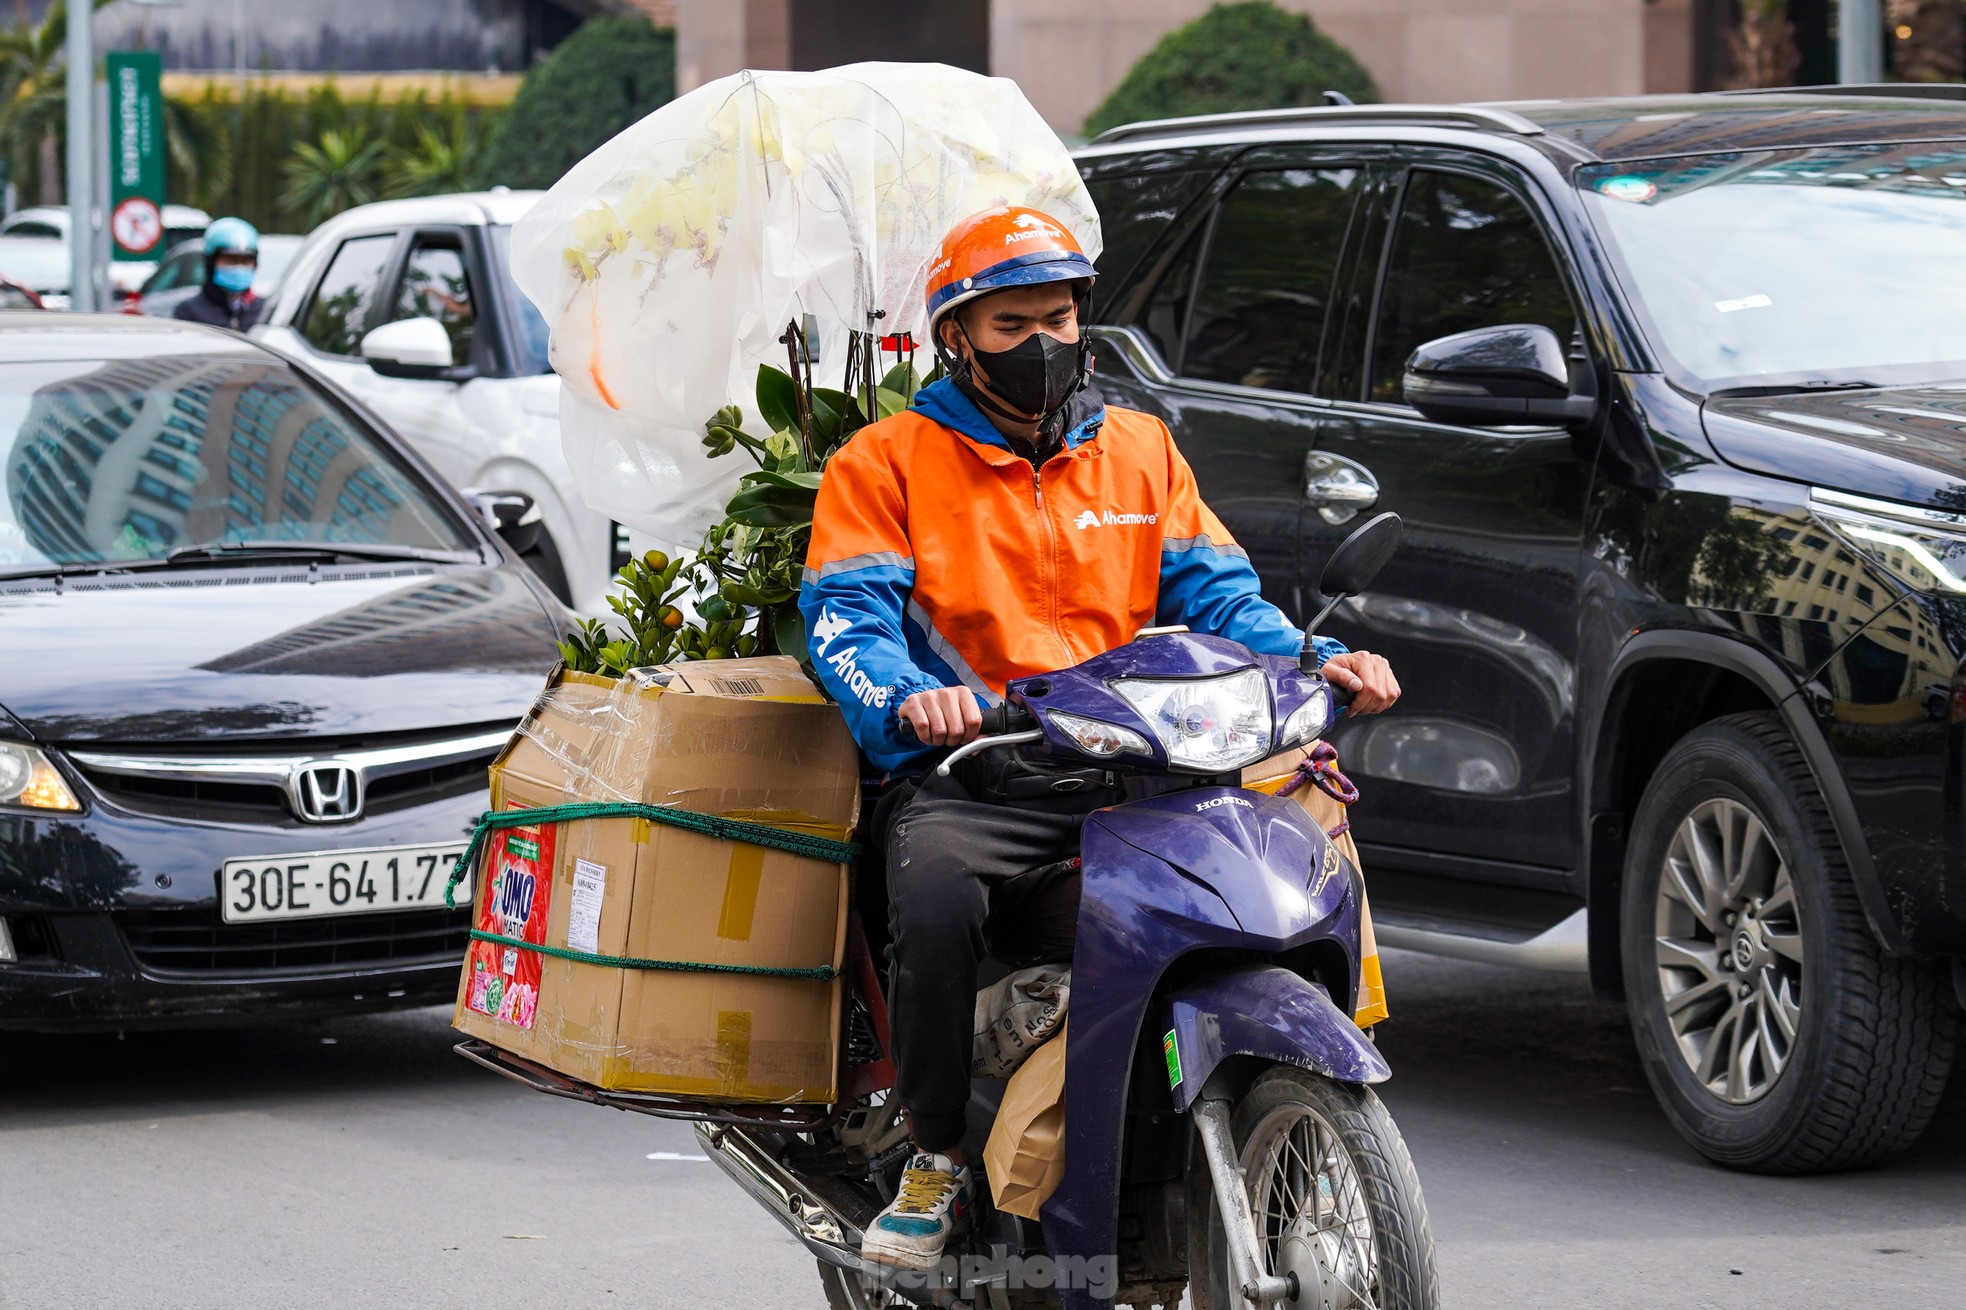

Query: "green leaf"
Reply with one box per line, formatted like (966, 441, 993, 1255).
(738, 469, 824, 491)
(809, 386, 849, 441)
(880, 361, 921, 399)
(771, 606, 808, 662)
(756, 364, 801, 434)
(725, 482, 818, 528)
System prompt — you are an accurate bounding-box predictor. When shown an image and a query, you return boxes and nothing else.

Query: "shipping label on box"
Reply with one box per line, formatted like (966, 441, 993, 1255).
(463, 804, 557, 1030)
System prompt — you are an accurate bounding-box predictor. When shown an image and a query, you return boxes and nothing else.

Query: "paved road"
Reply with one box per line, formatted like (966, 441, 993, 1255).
(3, 951, 1960, 1309)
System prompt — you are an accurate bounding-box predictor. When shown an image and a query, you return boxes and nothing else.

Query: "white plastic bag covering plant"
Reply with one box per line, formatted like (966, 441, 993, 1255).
(509, 62, 1100, 553)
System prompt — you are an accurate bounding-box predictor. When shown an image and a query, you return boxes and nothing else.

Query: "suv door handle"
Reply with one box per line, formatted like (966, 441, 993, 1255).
(1304, 450, 1379, 523)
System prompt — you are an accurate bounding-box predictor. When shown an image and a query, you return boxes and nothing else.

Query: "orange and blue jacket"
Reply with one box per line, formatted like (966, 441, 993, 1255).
(800, 378, 1346, 772)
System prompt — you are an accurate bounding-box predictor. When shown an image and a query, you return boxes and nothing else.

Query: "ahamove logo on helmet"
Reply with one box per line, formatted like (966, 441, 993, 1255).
(1005, 214, 1066, 245)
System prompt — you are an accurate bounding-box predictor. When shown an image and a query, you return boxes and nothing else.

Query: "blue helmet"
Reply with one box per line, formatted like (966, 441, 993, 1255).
(203, 217, 259, 258)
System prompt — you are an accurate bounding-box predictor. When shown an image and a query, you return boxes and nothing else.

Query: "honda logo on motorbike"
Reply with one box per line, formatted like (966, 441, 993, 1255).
(292, 763, 363, 823)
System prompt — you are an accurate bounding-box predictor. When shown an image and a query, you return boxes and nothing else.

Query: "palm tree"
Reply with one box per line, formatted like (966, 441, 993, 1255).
(280, 128, 386, 226)
(384, 117, 483, 199)
(0, 0, 76, 205)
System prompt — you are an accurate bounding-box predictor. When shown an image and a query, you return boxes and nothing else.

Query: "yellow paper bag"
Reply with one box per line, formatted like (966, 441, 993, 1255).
(983, 1021, 1067, 1220)
(1243, 749, 1389, 1027)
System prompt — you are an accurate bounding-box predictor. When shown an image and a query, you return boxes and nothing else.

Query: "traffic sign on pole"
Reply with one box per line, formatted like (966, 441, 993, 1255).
(106, 51, 165, 262)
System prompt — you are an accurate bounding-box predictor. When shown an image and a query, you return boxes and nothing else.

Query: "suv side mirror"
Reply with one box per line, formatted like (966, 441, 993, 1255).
(361, 317, 457, 379)
(465, 489, 542, 555)
(1402, 323, 1596, 427)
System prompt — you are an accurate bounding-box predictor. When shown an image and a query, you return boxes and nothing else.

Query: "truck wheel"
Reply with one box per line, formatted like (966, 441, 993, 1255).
(1621, 712, 1956, 1172)
(519, 528, 573, 607)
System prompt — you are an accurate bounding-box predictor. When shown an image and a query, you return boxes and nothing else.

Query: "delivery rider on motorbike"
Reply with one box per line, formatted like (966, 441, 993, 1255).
(798, 206, 1401, 1272)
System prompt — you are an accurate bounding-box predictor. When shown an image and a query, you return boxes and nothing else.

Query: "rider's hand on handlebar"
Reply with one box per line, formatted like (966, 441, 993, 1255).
(1320, 651, 1401, 716)
(900, 687, 983, 747)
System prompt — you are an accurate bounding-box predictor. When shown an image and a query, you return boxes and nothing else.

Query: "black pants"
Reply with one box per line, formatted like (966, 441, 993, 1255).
(880, 766, 1116, 1152)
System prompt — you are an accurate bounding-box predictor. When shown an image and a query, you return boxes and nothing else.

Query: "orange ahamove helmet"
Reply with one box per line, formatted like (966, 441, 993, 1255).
(923, 205, 1097, 341)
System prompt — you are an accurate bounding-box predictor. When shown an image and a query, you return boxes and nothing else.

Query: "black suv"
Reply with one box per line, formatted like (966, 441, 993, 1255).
(1076, 89, 1966, 1173)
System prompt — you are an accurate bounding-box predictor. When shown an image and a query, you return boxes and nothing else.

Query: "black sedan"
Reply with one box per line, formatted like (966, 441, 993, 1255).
(0, 315, 564, 1029)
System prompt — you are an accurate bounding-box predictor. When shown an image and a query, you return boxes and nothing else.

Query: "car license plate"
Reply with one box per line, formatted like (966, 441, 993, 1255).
(220, 842, 472, 923)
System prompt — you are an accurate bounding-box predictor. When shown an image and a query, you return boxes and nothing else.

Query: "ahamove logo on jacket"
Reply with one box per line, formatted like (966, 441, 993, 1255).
(814, 607, 892, 709)
(1075, 508, 1159, 529)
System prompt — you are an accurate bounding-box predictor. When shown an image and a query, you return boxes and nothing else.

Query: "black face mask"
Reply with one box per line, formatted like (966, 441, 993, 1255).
(961, 327, 1088, 421)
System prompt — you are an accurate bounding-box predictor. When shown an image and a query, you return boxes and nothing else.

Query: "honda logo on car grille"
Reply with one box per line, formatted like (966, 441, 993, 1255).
(292, 763, 363, 823)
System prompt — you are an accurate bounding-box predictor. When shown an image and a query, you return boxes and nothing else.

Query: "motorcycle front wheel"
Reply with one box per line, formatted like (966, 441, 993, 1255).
(1192, 1066, 1439, 1310)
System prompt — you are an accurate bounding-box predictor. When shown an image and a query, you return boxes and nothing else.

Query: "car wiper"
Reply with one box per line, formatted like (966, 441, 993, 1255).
(1707, 380, 1885, 399)
(163, 540, 475, 566)
(0, 541, 474, 581)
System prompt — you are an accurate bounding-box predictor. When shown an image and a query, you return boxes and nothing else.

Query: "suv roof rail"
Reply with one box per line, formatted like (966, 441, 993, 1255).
(1086, 102, 1546, 147)
(1714, 82, 1966, 102)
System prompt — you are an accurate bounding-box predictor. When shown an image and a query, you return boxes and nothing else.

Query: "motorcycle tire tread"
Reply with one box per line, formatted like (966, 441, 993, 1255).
(1193, 1065, 1440, 1310)
(1620, 711, 1958, 1174)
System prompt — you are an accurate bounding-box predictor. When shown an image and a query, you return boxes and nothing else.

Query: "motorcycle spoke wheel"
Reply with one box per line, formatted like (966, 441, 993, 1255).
(1243, 1097, 1382, 1310)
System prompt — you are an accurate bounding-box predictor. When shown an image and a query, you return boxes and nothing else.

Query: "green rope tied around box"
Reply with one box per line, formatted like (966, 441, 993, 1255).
(465, 928, 838, 980)
(444, 800, 858, 982)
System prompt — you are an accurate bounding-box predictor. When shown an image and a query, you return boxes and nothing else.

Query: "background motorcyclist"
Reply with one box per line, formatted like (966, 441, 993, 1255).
(173, 217, 264, 331)
(799, 205, 1399, 1271)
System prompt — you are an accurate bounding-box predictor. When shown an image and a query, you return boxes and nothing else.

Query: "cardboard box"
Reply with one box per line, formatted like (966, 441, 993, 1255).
(453, 657, 860, 1102)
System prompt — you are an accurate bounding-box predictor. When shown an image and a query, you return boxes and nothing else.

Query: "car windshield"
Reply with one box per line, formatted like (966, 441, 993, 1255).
(488, 224, 551, 375)
(1578, 145, 1966, 391)
(0, 351, 475, 575)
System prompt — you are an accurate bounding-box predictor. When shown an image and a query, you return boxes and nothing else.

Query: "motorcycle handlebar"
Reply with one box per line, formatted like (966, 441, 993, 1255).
(896, 700, 1036, 741)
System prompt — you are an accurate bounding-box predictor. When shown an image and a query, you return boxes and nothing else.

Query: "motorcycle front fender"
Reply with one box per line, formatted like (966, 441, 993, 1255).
(1160, 965, 1389, 1114)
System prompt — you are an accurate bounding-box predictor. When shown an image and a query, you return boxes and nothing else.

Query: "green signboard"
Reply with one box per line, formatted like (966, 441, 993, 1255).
(107, 51, 165, 262)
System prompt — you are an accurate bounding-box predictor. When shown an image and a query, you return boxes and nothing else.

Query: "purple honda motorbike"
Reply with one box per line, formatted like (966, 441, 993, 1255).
(693, 512, 1438, 1310)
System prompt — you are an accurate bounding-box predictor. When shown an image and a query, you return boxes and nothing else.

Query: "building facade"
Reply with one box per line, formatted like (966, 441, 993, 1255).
(668, 0, 1773, 135)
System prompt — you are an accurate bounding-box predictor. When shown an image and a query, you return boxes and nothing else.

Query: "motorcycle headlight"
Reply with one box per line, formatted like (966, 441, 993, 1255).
(1279, 684, 1333, 749)
(0, 741, 81, 812)
(1112, 669, 1273, 773)
(1812, 488, 1966, 595)
(1047, 710, 1152, 759)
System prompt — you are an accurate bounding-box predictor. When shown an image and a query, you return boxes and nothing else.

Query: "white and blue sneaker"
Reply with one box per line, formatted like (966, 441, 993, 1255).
(860, 1152, 972, 1270)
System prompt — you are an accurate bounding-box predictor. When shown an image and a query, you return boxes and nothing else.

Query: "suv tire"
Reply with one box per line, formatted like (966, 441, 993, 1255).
(1621, 712, 1956, 1173)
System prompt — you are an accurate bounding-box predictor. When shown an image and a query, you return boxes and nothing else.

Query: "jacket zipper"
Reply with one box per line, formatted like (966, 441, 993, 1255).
(1031, 461, 1073, 665)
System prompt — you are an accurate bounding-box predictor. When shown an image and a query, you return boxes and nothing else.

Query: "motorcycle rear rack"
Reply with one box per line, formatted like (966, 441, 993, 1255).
(453, 1039, 836, 1130)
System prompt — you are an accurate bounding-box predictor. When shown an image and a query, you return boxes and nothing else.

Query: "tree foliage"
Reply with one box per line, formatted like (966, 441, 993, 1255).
(475, 14, 675, 191)
(280, 128, 387, 228)
(1084, 2, 1379, 138)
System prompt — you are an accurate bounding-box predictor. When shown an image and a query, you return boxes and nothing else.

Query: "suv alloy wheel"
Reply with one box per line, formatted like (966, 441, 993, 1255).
(1620, 714, 1957, 1172)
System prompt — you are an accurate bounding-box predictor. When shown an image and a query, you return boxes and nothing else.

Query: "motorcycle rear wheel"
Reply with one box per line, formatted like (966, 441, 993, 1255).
(1193, 1066, 1438, 1310)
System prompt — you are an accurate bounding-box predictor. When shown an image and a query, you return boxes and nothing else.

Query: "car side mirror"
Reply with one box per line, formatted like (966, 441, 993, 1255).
(465, 489, 542, 555)
(1300, 511, 1401, 671)
(1402, 323, 1596, 427)
(361, 317, 457, 379)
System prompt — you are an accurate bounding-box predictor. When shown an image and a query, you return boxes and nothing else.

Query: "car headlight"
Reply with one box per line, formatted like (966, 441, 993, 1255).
(1047, 710, 1153, 759)
(1279, 684, 1333, 749)
(1112, 669, 1273, 773)
(1812, 488, 1966, 595)
(0, 741, 81, 811)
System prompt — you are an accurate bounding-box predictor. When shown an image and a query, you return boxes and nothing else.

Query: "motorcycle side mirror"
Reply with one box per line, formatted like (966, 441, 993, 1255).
(1300, 511, 1402, 673)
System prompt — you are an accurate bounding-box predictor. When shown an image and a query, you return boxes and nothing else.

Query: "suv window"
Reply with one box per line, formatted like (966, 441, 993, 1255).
(300, 234, 397, 356)
(1081, 165, 1215, 320)
(1367, 169, 1574, 403)
(389, 234, 476, 366)
(1184, 167, 1360, 393)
